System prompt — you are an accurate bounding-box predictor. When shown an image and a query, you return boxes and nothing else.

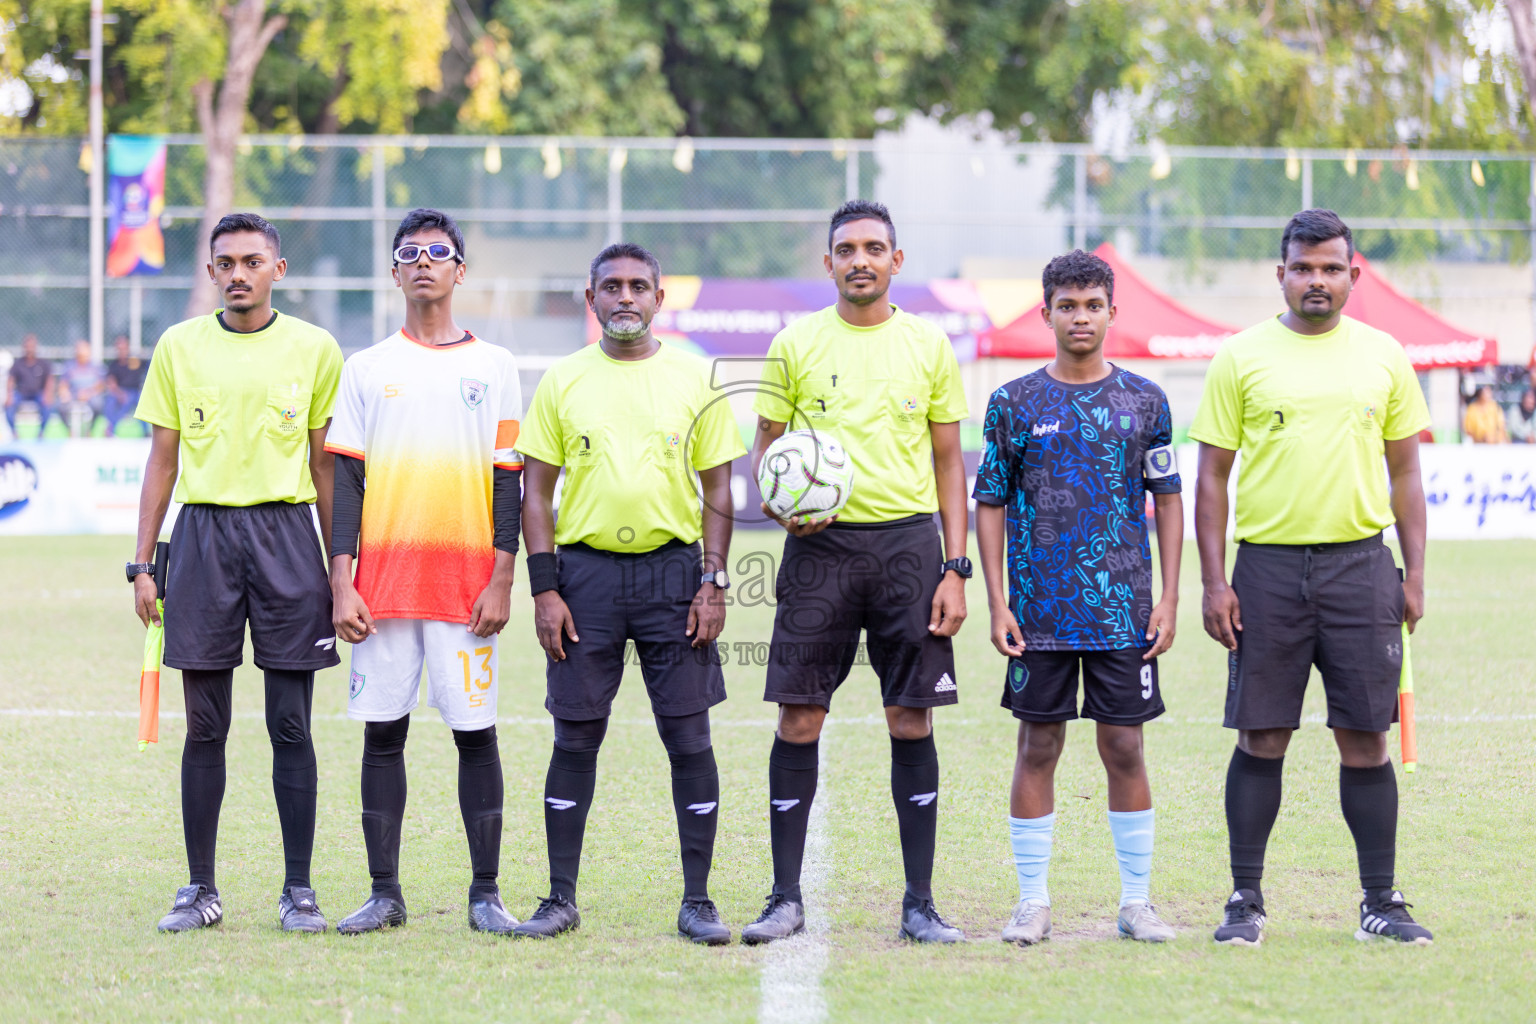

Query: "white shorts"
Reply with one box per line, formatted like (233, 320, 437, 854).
(346, 618, 498, 731)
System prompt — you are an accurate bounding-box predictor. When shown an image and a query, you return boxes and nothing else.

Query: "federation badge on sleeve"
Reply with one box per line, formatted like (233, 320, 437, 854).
(1143, 444, 1177, 480)
(460, 377, 489, 410)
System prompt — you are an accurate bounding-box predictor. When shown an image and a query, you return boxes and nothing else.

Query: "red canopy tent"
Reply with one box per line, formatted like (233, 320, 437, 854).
(977, 243, 1237, 360)
(1347, 254, 1497, 370)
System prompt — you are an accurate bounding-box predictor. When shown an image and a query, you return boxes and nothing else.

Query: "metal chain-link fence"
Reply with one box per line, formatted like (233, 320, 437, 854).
(3, 135, 1532, 359)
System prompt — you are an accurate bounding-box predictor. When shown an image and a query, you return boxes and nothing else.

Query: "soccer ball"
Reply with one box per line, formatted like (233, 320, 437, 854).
(757, 429, 855, 522)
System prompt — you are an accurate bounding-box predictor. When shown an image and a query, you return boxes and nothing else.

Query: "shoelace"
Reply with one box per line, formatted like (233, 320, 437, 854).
(1373, 898, 1414, 920)
(759, 894, 789, 918)
(915, 900, 947, 923)
(685, 900, 720, 922)
(534, 895, 570, 918)
(1224, 900, 1262, 922)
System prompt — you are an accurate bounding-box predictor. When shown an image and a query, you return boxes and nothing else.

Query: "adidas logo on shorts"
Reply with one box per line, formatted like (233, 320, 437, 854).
(934, 672, 957, 693)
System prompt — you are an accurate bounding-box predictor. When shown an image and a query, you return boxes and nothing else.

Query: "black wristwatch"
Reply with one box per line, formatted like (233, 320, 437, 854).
(701, 570, 731, 590)
(940, 557, 973, 579)
(126, 561, 156, 583)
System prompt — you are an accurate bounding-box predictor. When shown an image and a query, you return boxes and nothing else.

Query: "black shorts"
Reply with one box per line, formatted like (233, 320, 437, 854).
(1225, 534, 1405, 733)
(163, 502, 339, 672)
(546, 541, 727, 720)
(763, 514, 958, 710)
(1002, 648, 1163, 725)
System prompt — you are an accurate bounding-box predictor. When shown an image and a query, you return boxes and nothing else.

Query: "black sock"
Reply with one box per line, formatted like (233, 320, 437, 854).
(891, 733, 940, 910)
(1339, 761, 1397, 894)
(182, 736, 226, 891)
(181, 668, 233, 892)
(265, 669, 317, 892)
(360, 716, 410, 901)
(669, 747, 720, 901)
(768, 736, 818, 904)
(544, 745, 598, 901)
(1226, 747, 1284, 900)
(454, 727, 504, 901)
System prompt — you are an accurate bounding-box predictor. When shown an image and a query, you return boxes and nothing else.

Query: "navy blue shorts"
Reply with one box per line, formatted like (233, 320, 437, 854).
(545, 541, 727, 720)
(1002, 648, 1163, 725)
(163, 502, 338, 672)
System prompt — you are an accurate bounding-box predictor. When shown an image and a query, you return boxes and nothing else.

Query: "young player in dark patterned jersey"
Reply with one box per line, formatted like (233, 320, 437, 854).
(743, 201, 972, 945)
(974, 250, 1183, 946)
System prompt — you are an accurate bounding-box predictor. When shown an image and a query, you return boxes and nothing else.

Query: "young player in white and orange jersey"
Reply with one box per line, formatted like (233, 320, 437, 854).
(324, 208, 524, 936)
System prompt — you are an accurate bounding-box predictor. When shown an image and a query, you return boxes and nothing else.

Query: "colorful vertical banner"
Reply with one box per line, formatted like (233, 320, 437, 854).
(106, 135, 167, 278)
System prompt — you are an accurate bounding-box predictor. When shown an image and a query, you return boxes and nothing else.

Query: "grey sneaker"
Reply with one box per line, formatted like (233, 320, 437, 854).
(468, 893, 519, 935)
(898, 900, 965, 943)
(740, 893, 805, 945)
(1117, 900, 1176, 942)
(1000, 898, 1051, 945)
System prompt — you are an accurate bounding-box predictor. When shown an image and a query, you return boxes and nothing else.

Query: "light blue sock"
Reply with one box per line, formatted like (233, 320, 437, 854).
(1108, 808, 1155, 906)
(1008, 813, 1054, 905)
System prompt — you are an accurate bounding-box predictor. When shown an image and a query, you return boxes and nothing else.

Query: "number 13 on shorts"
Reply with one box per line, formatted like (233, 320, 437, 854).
(457, 646, 494, 708)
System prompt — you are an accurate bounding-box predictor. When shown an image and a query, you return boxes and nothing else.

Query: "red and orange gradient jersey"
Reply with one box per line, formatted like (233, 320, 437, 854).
(325, 330, 522, 623)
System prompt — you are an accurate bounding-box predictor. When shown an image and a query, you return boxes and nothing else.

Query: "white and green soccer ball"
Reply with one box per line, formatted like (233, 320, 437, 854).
(757, 429, 855, 522)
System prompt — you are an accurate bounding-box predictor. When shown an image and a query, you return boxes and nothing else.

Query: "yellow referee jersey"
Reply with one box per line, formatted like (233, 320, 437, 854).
(1189, 314, 1430, 545)
(135, 311, 343, 506)
(753, 305, 969, 523)
(516, 341, 746, 553)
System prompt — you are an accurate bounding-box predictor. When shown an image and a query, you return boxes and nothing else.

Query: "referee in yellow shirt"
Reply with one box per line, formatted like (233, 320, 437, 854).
(130, 213, 343, 934)
(741, 201, 972, 945)
(511, 242, 746, 944)
(1192, 209, 1433, 946)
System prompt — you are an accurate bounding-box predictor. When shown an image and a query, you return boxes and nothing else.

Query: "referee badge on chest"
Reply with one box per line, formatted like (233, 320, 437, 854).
(661, 430, 682, 459)
(460, 377, 489, 410)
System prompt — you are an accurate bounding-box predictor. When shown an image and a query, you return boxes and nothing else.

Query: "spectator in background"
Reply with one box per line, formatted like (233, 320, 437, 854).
(1463, 385, 1508, 444)
(58, 339, 107, 436)
(5, 333, 55, 432)
(104, 334, 147, 436)
(1507, 388, 1536, 444)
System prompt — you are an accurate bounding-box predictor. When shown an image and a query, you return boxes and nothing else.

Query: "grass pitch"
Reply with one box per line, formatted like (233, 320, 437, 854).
(0, 534, 1531, 1023)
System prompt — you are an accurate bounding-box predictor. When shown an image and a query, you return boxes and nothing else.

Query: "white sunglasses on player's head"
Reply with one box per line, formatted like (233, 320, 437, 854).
(392, 242, 460, 265)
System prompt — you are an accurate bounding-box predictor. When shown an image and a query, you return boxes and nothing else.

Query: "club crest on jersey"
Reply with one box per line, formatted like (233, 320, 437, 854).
(460, 377, 489, 410)
(1114, 410, 1136, 434)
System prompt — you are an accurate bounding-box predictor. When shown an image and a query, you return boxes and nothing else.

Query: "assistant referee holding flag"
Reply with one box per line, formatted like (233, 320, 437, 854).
(131, 213, 343, 934)
(1192, 209, 1433, 946)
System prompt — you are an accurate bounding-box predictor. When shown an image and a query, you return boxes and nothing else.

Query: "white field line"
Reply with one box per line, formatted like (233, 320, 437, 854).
(758, 733, 831, 1024)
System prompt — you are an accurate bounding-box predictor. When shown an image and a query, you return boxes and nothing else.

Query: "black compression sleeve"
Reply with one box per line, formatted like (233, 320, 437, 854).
(494, 466, 522, 555)
(331, 453, 365, 558)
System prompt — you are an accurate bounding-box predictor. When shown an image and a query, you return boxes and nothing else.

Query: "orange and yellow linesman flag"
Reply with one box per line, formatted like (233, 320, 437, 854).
(137, 541, 169, 752)
(1399, 622, 1417, 773)
(138, 601, 164, 752)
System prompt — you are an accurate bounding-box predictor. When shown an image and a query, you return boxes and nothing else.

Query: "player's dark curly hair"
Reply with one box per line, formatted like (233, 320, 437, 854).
(828, 199, 895, 252)
(393, 208, 466, 263)
(1281, 208, 1352, 264)
(590, 242, 662, 287)
(209, 212, 280, 256)
(1041, 249, 1114, 307)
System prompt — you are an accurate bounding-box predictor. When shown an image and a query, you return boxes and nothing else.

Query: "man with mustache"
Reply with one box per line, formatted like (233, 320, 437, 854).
(743, 200, 971, 944)
(131, 212, 343, 933)
(512, 242, 746, 944)
(1192, 208, 1434, 946)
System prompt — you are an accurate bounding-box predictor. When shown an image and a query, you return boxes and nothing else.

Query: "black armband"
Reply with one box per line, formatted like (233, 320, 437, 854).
(527, 551, 558, 596)
(493, 466, 522, 555)
(330, 452, 365, 558)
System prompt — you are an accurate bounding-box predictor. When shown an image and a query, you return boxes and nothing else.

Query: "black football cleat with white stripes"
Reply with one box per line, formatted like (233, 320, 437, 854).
(1356, 890, 1433, 945)
(1213, 889, 1266, 945)
(157, 884, 223, 933)
(278, 886, 328, 933)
